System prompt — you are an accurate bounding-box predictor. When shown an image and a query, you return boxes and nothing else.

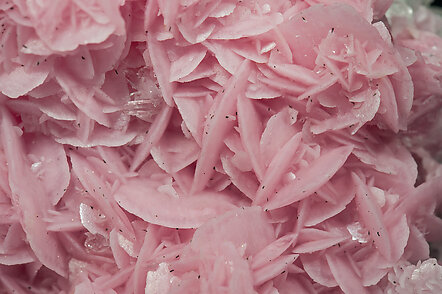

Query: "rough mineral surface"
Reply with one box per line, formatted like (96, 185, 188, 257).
(0, 0, 441, 293)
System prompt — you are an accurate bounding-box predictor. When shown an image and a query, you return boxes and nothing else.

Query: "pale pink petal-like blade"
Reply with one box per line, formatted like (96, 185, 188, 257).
(265, 145, 353, 210)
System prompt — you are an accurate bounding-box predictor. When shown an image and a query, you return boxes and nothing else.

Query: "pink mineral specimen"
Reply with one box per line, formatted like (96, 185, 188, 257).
(0, 0, 441, 293)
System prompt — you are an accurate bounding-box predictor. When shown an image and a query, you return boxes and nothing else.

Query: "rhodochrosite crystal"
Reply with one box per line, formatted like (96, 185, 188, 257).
(0, 0, 441, 293)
